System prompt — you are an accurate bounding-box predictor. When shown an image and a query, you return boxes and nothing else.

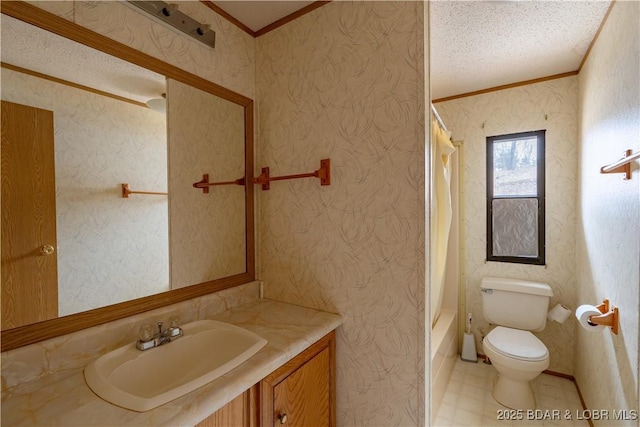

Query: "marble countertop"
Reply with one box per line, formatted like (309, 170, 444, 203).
(1, 299, 343, 426)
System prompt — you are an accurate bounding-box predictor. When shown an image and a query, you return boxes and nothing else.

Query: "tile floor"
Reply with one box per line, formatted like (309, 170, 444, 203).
(433, 358, 589, 427)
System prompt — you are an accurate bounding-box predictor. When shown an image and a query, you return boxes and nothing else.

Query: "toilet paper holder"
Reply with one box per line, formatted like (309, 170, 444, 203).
(588, 299, 619, 335)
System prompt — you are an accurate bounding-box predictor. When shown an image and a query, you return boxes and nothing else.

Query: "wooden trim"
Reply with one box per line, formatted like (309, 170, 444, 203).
(578, 0, 616, 72)
(431, 1, 614, 103)
(2, 273, 254, 351)
(248, 384, 260, 427)
(199, 1, 330, 39)
(573, 379, 595, 427)
(1, 62, 147, 108)
(482, 357, 592, 426)
(544, 370, 595, 427)
(432, 71, 578, 104)
(245, 101, 256, 278)
(329, 329, 336, 427)
(260, 331, 336, 427)
(263, 331, 335, 389)
(199, 1, 256, 37)
(1, 1, 251, 107)
(255, 1, 331, 37)
(0, 1, 256, 352)
(542, 369, 575, 381)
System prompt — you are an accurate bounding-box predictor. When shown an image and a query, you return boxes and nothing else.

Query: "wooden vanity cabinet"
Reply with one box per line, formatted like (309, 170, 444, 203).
(196, 386, 258, 427)
(260, 331, 336, 427)
(196, 331, 336, 427)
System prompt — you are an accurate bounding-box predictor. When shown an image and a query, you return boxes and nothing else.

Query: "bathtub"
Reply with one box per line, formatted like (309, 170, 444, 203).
(431, 309, 458, 417)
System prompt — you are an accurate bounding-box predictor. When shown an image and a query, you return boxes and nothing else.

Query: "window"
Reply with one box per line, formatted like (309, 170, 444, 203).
(486, 130, 545, 265)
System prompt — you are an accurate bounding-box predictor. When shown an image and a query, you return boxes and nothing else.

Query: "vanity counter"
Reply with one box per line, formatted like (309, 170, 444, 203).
(1, 299, 343, 426)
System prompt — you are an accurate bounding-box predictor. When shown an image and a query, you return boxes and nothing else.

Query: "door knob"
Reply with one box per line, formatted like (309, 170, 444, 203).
(278, 413, 288, 424)
(40, 244, 55, 255)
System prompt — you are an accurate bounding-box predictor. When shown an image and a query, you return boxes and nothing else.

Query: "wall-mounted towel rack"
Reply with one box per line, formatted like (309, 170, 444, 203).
(121, 183, 167, 198)
(600, 149, 639, 180)
(254, 159, 331, 191)
(192, 174, 245, 194)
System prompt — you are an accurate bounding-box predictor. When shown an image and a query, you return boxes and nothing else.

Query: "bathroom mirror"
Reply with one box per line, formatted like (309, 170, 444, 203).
(0, 2, 255, 351)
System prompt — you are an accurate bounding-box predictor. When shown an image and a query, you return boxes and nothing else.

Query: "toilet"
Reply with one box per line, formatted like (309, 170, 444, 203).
(480, 277, 553, 410)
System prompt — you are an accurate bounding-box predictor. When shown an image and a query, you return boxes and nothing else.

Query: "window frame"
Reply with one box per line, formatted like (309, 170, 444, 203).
(486, 130, 546, 265)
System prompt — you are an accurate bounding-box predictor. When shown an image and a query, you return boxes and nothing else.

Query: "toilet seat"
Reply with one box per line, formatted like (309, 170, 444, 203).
(484, 326, 548, 362)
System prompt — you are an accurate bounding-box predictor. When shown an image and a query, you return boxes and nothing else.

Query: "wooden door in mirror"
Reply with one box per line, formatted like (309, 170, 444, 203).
(0, 2, 254, 351)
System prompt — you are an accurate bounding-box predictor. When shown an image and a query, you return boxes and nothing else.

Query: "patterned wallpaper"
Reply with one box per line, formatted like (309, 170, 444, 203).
(436, 76, 579, 374)
(21, 0, 257, 299)
(257, 2, 428, 425)
(28, 1, 256, 99)
(167, 78, 246, 289)
(576, 1, 639, 422)
(1, 68, 169, 316)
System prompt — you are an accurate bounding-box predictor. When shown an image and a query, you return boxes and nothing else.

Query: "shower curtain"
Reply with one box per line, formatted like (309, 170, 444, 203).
(430, 119, 456, 327)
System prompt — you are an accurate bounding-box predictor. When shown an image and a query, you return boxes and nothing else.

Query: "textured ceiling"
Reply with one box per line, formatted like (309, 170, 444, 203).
(1, 15, 166, 104)
(211, 0, 611, 100)
(430, 1, 611, 100)
(1, 1, 612, 104)
(211, 1, 314, 32)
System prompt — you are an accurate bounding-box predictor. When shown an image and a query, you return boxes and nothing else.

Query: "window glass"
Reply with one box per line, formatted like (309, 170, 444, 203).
(492, 198, 538, 257)
(493, 138, 537, 196)
(486, 130, 545, 265)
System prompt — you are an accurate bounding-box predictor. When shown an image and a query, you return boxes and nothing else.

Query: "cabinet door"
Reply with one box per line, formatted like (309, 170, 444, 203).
(196, 386, 258, 427)
(261, 331, 335, 427)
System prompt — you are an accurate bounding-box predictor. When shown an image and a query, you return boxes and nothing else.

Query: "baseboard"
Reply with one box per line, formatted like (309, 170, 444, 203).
(572, 379, 595, 427)
(477, 354, 593, 427)
(543, 369, 574, 381)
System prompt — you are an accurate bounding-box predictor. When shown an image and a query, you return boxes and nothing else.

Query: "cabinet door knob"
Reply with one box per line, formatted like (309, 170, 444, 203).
(278, 413, 288, 424)
(40, 245, 55, 255)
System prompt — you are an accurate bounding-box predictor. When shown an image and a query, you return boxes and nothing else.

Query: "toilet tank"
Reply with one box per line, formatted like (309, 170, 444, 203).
(480, 277, 553, 331)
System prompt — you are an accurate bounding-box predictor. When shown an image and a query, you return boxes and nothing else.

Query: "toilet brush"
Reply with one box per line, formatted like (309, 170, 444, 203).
(461, 313, 478, 362)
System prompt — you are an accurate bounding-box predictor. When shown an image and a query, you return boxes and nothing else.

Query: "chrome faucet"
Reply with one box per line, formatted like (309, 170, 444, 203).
(136, 319, 183, 351)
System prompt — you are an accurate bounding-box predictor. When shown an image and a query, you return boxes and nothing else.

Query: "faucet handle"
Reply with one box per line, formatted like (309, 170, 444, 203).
(167, 316, 183, 338)
(168, 316, 180, 328)
(139, 323, 154, 341)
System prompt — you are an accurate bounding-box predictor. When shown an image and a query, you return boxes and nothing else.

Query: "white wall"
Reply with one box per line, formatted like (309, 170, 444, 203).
(436, 76, 579, 374)
(256, 2, 429, 424)
(576, 1, 639, 424)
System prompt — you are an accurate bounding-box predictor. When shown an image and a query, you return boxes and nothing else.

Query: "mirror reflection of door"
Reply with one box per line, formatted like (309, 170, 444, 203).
(1, 100, 59, 328)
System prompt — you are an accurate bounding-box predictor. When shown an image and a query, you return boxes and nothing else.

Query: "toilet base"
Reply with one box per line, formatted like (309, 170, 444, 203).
(492, 374, 536, 410)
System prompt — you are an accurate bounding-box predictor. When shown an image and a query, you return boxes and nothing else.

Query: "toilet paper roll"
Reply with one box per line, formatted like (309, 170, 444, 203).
(547, 303, 572, 323)
(575, 304, 606, 332)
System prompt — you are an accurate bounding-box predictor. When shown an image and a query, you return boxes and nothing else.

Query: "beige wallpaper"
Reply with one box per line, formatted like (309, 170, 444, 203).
(20, 0, 257, 308)
(167, 78, 246, 289)
(256, 2, 428, 425)
(1, 281, 260, 397)
(28, 1, 256, 99)
(576, 1, 639, 424)
(1, 67, 169, 317)
(436, 76, 579, 375)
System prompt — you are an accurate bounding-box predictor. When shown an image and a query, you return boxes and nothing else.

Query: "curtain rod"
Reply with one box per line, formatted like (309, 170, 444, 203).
(431, 104, 448, 132)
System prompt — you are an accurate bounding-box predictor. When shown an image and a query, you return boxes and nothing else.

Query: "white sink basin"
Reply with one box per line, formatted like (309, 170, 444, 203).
(84, 319, 267, 412)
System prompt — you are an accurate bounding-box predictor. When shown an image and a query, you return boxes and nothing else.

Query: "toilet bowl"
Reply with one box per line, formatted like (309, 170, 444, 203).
(483, 326, 549, 409)
(480, 277, 553, 410)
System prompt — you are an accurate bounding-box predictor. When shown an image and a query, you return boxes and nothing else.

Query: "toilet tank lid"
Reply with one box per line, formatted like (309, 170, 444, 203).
(480, 277, 553, 297)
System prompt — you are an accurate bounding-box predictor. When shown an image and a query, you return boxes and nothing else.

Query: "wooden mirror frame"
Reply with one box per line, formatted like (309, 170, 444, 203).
(1, 2, 255, 352)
